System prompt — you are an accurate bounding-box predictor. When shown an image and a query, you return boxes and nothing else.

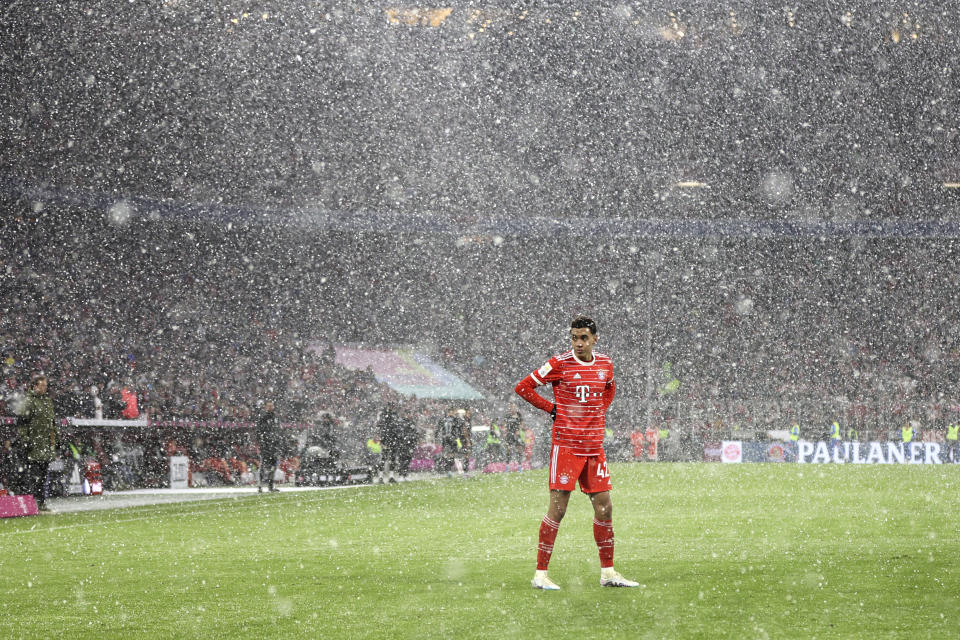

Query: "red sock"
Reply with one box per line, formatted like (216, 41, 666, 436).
(593, 519, 614, 568)
(537, 516, 560, 570)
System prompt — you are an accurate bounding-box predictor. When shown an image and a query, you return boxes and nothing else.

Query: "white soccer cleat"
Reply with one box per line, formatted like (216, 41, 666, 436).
(531, 570, 561, 591)
(600, 568, 639, 588)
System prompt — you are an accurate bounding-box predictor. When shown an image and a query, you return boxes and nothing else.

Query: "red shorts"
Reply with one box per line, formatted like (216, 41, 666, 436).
(549, 445, 611, 494)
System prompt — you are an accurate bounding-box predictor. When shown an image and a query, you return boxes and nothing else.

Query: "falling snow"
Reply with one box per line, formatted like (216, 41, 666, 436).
(0, 3, 959, 486)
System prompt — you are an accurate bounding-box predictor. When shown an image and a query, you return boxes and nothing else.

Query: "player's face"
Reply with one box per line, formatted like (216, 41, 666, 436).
(569, 328, 597, 361)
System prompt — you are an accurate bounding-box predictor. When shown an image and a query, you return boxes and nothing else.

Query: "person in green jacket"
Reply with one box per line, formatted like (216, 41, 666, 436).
(945, 423, 959, 464)
(17, 374, 58, 512)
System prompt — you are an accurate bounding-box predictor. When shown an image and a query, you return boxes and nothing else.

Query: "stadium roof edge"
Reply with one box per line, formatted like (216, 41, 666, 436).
(8, 179, 960, 239)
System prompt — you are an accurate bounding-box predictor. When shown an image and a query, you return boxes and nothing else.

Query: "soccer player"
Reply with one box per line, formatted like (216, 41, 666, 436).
(515, 316, 638, 590)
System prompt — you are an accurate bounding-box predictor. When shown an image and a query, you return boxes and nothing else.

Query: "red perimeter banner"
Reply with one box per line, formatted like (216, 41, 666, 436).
(0, 494, 38, 518)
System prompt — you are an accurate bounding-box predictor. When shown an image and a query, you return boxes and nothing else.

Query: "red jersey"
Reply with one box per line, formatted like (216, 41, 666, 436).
(515, 350, 615, 456)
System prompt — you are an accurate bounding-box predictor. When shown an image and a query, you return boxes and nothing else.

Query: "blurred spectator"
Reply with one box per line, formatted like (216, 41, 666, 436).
(397, 410, 419, 480)
(435, 407, 470, 476)
(91, 385, 103, 419)
(504, 403, 525, 465)
(0, 438, 19, 494)
(364, 433, 383, 481)
(376, 403, 404, 484)
(120, 384, 139, 419)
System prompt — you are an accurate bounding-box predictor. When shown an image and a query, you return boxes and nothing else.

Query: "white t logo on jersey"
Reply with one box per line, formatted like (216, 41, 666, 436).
(575, 385, 590, 403)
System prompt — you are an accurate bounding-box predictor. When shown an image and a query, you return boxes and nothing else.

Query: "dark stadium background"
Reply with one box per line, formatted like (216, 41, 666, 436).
(2, 2, 959, 464)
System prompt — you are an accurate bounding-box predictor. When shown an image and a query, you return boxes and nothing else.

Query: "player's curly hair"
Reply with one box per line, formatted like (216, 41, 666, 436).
(570, 315, 598, 335)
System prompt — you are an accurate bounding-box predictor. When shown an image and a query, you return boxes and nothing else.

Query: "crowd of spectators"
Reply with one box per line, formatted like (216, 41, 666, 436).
(4, 202, 960, 449)
(4, 4, 957, 220)
(1, 205, 519, 485)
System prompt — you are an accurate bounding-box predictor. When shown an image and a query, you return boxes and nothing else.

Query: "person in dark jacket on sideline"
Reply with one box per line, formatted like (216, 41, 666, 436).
(381, 405, 419, 483)
(255, 400, 282, 493)
(18, 374, 58, 512)
(377, 403, 403, 483)
(396, 410, 419, 482)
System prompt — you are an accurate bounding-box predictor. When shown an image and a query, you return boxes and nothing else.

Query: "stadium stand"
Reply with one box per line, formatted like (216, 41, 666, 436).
(2, 3, 960, 483)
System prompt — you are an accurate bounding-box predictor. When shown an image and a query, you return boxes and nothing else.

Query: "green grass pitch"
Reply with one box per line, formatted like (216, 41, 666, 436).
(1, 463, 959, 639)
